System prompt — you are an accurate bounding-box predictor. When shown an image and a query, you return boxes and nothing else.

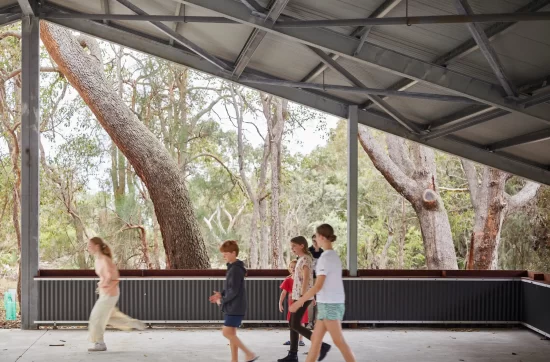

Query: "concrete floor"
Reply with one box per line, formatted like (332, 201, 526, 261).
(1, 327, 549, 362)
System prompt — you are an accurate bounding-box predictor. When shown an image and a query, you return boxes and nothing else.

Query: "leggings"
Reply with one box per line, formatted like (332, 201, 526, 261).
(289, 300, 313, 353)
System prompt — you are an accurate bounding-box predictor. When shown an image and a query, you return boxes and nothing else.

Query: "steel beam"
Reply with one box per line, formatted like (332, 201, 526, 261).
(454, 0, 517, 97)
(100, 0, 110, 25)
(361, 0, 550, 109)
(488, 128, 550, 151)
(240, 0, 265, 13)
(20, 15, 40, 330)
(233, 0, 289, 78)
(241, 76, 479, 103)
(169, 2, 183, 46)
(347, 105, 359, 277)
(17, 0, 35, 16)
(0, 11, 21, 27)
(302, 0, 402, 82)
(424, 88, 550, 141)
(44, 13, 550, 185)
(273, 12, 550, 28)
(115, 0, 229, 71)
(309, 46, 421, 134)
(41, 12, 238, 23)
(179, 0, 550, 124)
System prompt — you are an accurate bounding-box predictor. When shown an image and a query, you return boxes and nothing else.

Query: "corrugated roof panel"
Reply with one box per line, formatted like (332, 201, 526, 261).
(245, 33, 329, 82)
(504, 139, 550, 165)
(454, 111, 550, 145)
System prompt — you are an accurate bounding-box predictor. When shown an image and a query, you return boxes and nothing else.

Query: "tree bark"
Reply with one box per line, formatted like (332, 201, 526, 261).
(461, 160, 540, 270)
(41, 22, 209, 269)
(263, 94, 287, 269)
(358, 126, 458, 269)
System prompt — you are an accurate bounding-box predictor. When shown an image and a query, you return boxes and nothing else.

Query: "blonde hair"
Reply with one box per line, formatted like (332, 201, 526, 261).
(89, 237, 113, 259)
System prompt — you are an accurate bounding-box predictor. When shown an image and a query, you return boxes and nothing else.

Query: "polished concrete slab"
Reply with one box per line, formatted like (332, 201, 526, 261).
(1, 327, 549, 361)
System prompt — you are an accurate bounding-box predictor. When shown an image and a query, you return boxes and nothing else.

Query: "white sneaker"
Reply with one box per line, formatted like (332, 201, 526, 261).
(88, 342, 107, 352)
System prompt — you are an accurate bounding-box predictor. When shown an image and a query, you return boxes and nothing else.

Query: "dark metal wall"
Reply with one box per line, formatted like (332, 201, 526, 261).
(343, 279, 522, 322)
(522, 281, 550, 336)
(38, 278, 529, 325)
(38, 278, 286, 322)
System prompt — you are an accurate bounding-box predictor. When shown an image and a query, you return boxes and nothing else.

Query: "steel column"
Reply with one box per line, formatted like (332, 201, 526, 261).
(20, 15, 40, 330)
(347, 105, 359, 277)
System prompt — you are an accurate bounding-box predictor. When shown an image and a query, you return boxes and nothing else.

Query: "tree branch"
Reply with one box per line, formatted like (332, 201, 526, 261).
(460, 159, 480, 205)
(358, 125, 418, 201)
(385, 134, 415, 178)
(0, 31, 21, 40)
(5, 66, 60, 82)
(507, 181, 540, 213)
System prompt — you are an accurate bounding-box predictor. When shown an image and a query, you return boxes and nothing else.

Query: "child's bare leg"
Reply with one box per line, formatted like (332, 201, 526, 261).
(305, 321, 327, 362)
(325, 320, 356, 362)
(223, 326, 256, 361)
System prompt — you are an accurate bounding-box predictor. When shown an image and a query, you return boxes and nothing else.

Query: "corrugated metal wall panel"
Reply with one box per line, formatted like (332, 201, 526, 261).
(38, 278, 287, 322)
(38, 278, 525, 324)
(343, 280, 521, 322)
(522, 281, 550, 336)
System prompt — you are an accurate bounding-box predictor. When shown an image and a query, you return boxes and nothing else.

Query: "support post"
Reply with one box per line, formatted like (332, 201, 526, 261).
(347, 105, 358, 276)
(20, 15, 40, 330)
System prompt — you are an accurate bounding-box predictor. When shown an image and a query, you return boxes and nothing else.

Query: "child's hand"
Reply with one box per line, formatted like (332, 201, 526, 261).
(279, 302, 284, 313)
(209, 291, 222, 303)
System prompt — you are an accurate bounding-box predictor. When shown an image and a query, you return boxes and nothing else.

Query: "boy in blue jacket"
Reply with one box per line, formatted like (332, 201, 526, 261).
(210, 240, 259, 362)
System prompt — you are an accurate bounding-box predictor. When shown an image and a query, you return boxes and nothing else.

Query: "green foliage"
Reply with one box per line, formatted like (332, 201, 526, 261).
(1, 26, 548, 274)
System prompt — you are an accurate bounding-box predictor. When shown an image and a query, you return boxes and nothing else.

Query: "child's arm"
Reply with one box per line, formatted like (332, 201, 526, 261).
(292, 276, 325, 311)
(279, 290, 287, 312)
(220, 268, 244, 305)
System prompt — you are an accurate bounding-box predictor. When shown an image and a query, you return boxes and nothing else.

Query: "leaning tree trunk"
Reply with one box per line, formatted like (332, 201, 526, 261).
(40, 23, 209, 269)
(462, 160, 540, 270)
(358, 126, 458, 269)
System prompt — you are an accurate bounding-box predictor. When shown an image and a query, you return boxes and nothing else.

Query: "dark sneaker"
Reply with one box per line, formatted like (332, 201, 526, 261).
(318, 343, 331, 361)
(277, 351, 298, 362)
(283, 340, 291, 345)
(299, 341, 306, 347)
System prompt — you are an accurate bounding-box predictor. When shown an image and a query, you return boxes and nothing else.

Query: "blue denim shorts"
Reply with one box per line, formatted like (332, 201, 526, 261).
(224, 315, 244, 327)
(317, 303, 345, 321)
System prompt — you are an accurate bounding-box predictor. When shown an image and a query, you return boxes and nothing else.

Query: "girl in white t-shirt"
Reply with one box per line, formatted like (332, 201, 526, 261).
(290, 224, 356, 362)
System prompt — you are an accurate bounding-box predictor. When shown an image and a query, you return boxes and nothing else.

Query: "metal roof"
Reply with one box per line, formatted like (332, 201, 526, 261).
(4, 0, 550, 184)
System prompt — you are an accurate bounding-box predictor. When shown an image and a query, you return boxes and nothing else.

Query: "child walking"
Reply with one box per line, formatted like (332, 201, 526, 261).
(86, 237, 145, 352)
(279, 260, 306, 347)
(290, 224, 356, 362)
(209, 240, 259, 362)
(278, 236, 331, 362)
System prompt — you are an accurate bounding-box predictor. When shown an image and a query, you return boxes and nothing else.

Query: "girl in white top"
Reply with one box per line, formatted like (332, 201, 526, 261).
(290, 224, 356, 362)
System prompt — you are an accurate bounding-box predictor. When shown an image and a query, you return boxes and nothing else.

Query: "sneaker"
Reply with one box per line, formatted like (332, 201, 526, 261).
(283, 340, 291, 345)
(277, 351, 298, 362)
(318, 343, 331, 361)
(299, 341, 305, 347)
(88, 342, 107, 352)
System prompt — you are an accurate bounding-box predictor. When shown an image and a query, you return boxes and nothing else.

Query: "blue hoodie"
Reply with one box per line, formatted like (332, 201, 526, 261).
(221, 259, 247, 316)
